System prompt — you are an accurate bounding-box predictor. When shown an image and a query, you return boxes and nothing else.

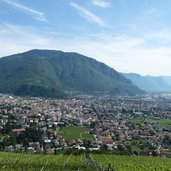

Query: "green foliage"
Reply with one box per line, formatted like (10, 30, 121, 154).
(0, 50, 144, 98)
(18, 127, 43, 145)
(1, 121, 17, 134)
(92, 154, 171, 171)
(0, 152, 171, 171)
(0, 152, 90, 171)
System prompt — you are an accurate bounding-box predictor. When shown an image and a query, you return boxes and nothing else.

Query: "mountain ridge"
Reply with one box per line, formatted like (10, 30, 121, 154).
(123, 73, 171, 92)
(0, 49, 144, 97)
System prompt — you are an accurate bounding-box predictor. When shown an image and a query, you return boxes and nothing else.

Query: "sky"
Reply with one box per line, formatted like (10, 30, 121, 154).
(0, 0, 171, 76)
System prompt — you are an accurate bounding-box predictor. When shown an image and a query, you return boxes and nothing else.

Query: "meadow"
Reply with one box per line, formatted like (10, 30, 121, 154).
(58, 126, 94, 141)
(131, 117, 171, 128)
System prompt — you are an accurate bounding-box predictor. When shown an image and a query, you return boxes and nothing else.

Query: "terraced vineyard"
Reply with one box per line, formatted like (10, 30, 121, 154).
(92, 154, 171, 171)
(0, 152, 171, 171)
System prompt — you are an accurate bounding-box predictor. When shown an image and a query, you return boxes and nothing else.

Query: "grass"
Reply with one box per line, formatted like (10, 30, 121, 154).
(92, 154, 171, 171)
(158, 119, 171, 128)
(0, 152, 90, 171)
(131, 146, 141, 153)
(58, 126, 94, 141)
(0, 152, 171, 171)
(131, 117, 171, 128)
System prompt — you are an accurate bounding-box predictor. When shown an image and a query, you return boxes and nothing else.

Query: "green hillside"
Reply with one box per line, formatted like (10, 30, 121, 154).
(0, 49, 144, 98)
(0, 152, 171, 171)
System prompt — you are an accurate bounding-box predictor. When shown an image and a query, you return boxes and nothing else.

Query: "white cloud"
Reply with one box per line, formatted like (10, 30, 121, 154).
(0, 24, 51, 56)
(2, 0, 47, 22)
(1, 23, 171, 76)
(92, 0, 110, 8)
(70, 2, 106, 26)
(147, 29, 171, 43)
(58, 32, 171, 76)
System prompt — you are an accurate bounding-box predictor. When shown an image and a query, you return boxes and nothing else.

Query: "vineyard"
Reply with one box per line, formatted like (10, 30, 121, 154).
(0, 152, 171, 171)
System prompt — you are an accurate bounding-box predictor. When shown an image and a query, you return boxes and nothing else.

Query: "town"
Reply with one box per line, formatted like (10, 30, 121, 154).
(0, 93, 171, 157)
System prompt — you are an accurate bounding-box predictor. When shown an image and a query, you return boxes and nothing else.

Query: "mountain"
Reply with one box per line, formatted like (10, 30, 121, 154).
(161, 76, 171, 86)
(0, 49, 144, 98)
(123, 73, 171, 92)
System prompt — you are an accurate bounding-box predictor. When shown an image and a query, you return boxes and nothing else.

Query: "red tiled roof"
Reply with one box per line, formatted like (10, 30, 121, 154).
(12, 128, 26, 133)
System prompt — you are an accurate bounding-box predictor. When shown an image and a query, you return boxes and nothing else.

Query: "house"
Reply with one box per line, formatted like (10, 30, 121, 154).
(27, 147, 35, 153)
(15, 144, 23, 151)
(12, 128, 25, 134)
(5, 145, 14, 152)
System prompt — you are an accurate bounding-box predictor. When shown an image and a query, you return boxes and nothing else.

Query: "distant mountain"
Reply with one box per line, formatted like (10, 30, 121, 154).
(161, 76, 171, 86)
(123, 73, 171, 92)
(0, 49, 144, 98)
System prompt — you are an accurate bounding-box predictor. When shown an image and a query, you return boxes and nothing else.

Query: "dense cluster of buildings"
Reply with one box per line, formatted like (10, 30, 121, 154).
(0, 93, 171, 156)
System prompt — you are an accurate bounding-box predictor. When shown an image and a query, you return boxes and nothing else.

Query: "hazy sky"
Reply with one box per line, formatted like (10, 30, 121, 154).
(0, 0, 171, 76)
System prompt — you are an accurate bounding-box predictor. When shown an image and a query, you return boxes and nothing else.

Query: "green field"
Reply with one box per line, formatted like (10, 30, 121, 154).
(58, 126, 94, 141)
(0, 152, 171, 171)
(158, 119, 171, 128)
(131, 117, 171, 128)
